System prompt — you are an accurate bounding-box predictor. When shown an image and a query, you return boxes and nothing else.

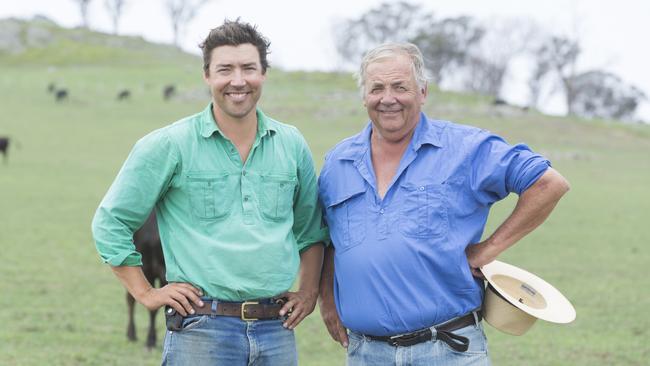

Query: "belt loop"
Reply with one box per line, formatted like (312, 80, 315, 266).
(211, 299, 218, 314)
(472, 310, 480, 327)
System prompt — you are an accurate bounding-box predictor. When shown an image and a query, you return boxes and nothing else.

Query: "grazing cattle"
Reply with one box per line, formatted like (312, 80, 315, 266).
(491, 98, 508, 106)
(127, 211, 167, 349)
(163, 84, 176, 101)
(55, 89, 68, 102)
(117, 89, 131, 101)
(0, 137, 9, 163)
(47, 83, 56, 93)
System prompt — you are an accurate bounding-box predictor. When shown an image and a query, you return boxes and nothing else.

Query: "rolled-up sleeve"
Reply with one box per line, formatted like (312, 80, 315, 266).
(470, 132, 550, 205)
(291, 132, 329, 252)
(91, 130, 179, 266)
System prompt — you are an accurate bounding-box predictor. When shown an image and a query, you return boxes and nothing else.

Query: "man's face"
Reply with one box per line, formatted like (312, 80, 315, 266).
(363, 55, 427, 142)
(204, 44, 266, 121)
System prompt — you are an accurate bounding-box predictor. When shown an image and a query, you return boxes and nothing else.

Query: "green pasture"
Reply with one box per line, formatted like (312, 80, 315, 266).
(1, 60, 649, 366)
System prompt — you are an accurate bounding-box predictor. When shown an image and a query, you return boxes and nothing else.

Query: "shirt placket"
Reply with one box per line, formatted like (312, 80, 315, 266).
(241, 133, 265, 226)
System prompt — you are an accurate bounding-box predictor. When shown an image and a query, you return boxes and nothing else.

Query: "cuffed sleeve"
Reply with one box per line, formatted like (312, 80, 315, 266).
(91, 129, 179, 266)
(470, 132, 550, 205)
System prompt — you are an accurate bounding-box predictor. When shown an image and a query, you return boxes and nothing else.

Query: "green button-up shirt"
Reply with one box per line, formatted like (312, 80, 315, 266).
(92, 104, 328, 300)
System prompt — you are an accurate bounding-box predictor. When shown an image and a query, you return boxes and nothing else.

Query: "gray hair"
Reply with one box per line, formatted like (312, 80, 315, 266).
(355, 42, 429, 96)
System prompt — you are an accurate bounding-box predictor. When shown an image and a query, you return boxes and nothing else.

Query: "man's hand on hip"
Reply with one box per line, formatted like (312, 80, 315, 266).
(139, 283, 204, 316)
(278, 289, 318, 330)
(465, 240, 500, 279)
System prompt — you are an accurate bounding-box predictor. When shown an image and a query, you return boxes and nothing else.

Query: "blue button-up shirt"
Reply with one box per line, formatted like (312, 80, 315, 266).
(318, 113, 550, 336)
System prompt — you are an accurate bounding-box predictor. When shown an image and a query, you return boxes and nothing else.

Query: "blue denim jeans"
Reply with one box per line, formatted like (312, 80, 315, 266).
(347, 322, 491, 366)
(161, 315, 296, 366)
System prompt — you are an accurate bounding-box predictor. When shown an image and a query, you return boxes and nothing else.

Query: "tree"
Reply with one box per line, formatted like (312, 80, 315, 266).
(460, 56, 507, 97)
(104, 0, 128, 35)
(72, 0, 92, 28)
(569, 70, 646, 120)
(462, 18, 540, 98)
(529, 35, 581, 113)
(333, 1, 429, 69)
(412, 16, 484, 86)
(165, 0, 214, 47)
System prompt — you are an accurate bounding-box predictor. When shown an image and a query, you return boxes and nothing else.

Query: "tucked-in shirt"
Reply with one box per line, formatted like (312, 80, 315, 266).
(92, 104, 328, 301)
(318, 113, 550, 336)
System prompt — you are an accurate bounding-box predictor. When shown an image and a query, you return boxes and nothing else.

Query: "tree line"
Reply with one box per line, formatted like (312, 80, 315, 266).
(333, 1, 646, 122)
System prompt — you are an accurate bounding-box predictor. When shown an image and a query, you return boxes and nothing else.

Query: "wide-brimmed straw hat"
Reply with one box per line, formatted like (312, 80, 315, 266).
(480, 260, 576, 335)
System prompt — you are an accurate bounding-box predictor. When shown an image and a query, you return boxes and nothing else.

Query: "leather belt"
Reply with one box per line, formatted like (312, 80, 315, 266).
(365, 311, 481, 352)
(191, 299, 285, 321)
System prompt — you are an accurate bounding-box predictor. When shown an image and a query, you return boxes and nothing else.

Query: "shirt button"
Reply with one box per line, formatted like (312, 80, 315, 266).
(379, 209, 385, 214)
(244, 196, 249, 202)
(242, 171, 247, 176)
(419, 186, 425, 191)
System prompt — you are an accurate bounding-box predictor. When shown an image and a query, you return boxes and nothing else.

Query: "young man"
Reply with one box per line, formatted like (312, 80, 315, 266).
(318, 43, 570, 365)
(92, 20, 327, 365)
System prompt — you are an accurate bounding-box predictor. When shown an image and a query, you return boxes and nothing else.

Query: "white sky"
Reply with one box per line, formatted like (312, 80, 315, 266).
(2, 0, 650, 120)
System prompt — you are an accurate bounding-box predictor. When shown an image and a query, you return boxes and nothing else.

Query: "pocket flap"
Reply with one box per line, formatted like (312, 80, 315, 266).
(322, 180, 366, 208)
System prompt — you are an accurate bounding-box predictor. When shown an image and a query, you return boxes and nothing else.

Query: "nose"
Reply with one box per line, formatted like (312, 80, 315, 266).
(230, 69, 246, 87)
(379, 89, 397, 105)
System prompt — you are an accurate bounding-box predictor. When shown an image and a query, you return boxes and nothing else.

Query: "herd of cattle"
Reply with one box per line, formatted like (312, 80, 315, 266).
(46, 83, 177, 103)
(0, 83, 180, 164)
(0, 82, 171, 349)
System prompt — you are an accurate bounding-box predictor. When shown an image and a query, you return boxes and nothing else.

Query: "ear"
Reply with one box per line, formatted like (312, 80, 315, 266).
(420, 83, 428, 104)
(202, 69, 210, 84)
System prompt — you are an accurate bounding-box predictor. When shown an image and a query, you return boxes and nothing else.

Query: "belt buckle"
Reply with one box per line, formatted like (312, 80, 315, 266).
(388, 334, 403, 347)
(241, 301, 259, 321)
(388, 330, 428, 347)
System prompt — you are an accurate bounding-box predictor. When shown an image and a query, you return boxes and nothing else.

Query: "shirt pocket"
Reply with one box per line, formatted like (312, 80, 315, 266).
(324, 188, 367, 253)
(187, 173, 234, 220)
(259, 174, 297, 221)
(398, 183, 448, 238)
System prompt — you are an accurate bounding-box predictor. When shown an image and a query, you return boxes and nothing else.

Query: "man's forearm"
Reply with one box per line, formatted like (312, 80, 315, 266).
(490, 167, 569, 249)
(111, 265, 154, 303)
(298, 243, 325, 294)
(319, 245, 335, 302)
(469, 168, 570, 266)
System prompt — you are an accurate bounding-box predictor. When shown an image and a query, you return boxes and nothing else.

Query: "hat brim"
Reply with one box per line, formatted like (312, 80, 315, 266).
(481, 260, 576, 324)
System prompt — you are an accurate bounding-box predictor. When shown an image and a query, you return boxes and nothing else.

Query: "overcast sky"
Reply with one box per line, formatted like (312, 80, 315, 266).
(2, 0, 650, 119)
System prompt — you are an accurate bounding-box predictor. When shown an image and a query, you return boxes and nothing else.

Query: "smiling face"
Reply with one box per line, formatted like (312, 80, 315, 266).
(363, 54, 427, 142)
(203, 43, 266, 122)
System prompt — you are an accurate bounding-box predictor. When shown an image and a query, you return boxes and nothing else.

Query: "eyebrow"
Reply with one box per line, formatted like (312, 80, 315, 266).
(214, 62, 258, 69)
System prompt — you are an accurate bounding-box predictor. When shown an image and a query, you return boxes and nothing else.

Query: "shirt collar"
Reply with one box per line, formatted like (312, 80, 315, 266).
(336, 112, 443, 161)
(336, 122, 372, 161)
(200, 103, 277, 138)
(410, 112, 444, 150)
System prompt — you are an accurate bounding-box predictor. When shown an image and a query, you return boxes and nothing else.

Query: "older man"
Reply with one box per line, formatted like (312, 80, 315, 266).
(318, 43, 570, 365)
(92, 20, 327, 365)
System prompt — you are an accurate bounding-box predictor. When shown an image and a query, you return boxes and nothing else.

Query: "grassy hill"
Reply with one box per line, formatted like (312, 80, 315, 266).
(0, 17, 197, 66)
(1, 19, 649, 365)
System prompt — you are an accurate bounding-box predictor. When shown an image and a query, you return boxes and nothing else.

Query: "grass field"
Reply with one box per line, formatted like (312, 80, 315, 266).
(1, 48, 649, 365)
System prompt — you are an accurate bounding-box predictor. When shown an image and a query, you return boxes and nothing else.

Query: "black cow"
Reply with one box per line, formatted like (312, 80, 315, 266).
(117, 89, 131, 101)
(163, 85, 176, 101)
(55, 89, 68, 102)
(491, 98, 508, 106)
(127, 211, 167, 349)
(0, 137, 9, 164)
